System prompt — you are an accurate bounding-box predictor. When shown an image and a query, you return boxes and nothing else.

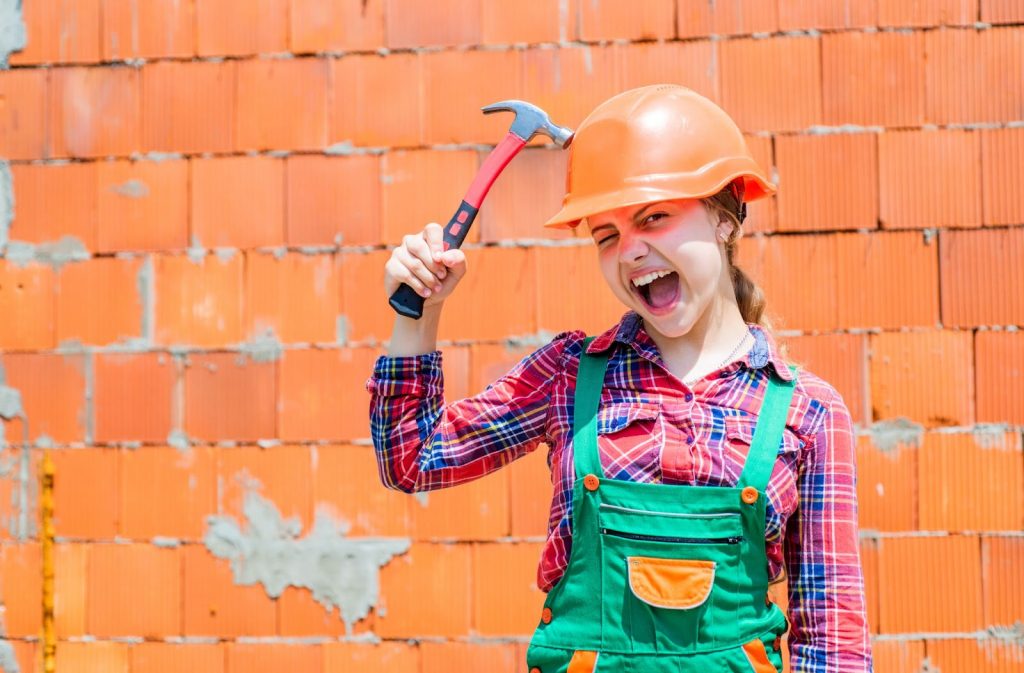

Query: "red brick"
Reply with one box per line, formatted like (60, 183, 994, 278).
(279, 348, 378, 442)
(615, 41, 720, 104)
(737, 234, 840, 332)
(245, 252, 340, 344)
(976, 330, 1024, 425)
(856, 432, 918, 533)
(577, 0, 674, 40)
(154, 254, 244, 347)
(195, 0, 288, 57)
(422, 49, 521, 146)
(444, 344, 472, 401)
(868, 330, 973, 427)
(859, 540, 879, 635)
(312, 445, 411, 537)
(0, 69, 49, 160)
(879, 130, 981, 229)
(385, 0, 481, 49)
(411, 468, 510, 540)
(10, 0, 101, 65)
(472, 543, 545, 635)
(878, 0, 977, 26)
(778, 0, 877, 30)
(780, 332, 868, 425)
(217, 445, 312, 528)
(338, 249, 393, 345)
(421, 642, 519, 673)
(291, 0, 385, 52)
(983, 0, 1024, 22)
(277, 586, 350, 637)
(236, 58, 329, 151)
(534, 244, 629, 336)
(919, 432, 1023, 531)
(925, 28, 1024, 125)
(741, 135, 777, 235)
(927, 639, 1024, 672)
(939, 228, 1024, 328)
(775, 133, 877, 231)
(130, 642, 226, 673)
(121, 446, 217, 540)
(101, 0, 194, 60)
(477, 148, 575, 243)
(982, 127, 1024, 226)
(226, 644, 322, 673)
(440, 247, 537, 341)
(0, 260, 56, 349)
(677, 0, 778, 37)
(54, 642, 129, 673)
(983, 536, 1024, 627)
(507, 447, 554, 538)
(521, 45, 619, 130)
(721, 36, 821, 132)
(96, 159, 189, 252)
(191, 157, 285, 249)
(182, 545, 277, 637)
(377, 543, 472, 637)
(1, 352, 87, 444)
(7, 641, 39, 673)
(381, 150, 479, 246)
(10, 162, 97, 246)
(142, 61, 235, 154)
(185, 353, 277, 443)
(870, 640, 925, 673)
(50, 66, 140, 158)
(481, 0, 563, 44)
(877, 535, 982, 632)
(51, 448, 119, 537)
(0, 543, 41, 636)
(323, 642, 419, 673)
(286, 155, 381, 247)
(93, 352, 176, 443)
(822, 31, 925, 128)
(330, 53, 423, 148)
(54, 542, 88, 636)
(57, 256, 144, 345)
(88, 543, 181, 637)
(834, 231, 940, 330)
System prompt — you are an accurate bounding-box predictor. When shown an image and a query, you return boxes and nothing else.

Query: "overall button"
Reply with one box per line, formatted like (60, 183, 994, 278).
(531, 668, 541, 673)
(741, 486, 759, 504)
(773, 636, 782, 650)
(541, 607, 553, 624)
(583, 474, 600, 491)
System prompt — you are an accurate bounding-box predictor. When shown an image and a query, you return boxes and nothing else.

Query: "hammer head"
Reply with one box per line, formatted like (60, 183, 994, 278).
(482, 100, 574, 148)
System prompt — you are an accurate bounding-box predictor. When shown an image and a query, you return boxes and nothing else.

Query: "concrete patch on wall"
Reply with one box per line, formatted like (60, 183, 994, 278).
(203, 489, 410, 634)
(0, 369, 33, 540)
(0, 639, 19, 673)
(0, 0, 25, 67)
(867, 417, 924, 453)
(4, 236, 89, 270)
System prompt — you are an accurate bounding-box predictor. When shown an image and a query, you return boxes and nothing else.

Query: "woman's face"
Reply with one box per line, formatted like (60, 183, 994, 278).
(586, 198, 730, 339)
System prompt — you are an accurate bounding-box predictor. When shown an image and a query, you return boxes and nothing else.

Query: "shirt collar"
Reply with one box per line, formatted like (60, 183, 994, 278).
(585, 311, 795, 382)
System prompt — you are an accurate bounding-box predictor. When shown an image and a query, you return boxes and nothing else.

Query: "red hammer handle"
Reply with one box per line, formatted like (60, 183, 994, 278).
(389, 133, 528, 319)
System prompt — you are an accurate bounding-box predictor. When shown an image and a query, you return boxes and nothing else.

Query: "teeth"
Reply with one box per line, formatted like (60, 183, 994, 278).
(632, 269, 673, 288)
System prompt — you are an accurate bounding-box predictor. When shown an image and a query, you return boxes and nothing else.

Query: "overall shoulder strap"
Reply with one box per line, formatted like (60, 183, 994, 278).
(736, 365, 798, 492)
(572, 337, 609, 480)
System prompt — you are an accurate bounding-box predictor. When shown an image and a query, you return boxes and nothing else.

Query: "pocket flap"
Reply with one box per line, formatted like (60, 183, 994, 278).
(626, 556, 715, 609)
(596, 401, 661, 435)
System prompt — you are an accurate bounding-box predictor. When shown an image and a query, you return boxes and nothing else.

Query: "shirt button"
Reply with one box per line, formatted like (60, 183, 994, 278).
(685, 435, 695, 445)
(684, 392, 694, 402)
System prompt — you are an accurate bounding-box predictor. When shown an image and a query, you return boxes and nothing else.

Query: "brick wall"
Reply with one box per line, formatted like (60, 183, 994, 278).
(0, 1, 1022, 672)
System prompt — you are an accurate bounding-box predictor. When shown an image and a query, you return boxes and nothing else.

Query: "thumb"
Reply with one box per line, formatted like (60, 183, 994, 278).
(440, 249, 467, 275)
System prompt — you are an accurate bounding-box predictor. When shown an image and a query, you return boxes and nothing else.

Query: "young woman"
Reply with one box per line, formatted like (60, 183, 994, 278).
(368, 85, 872, 673)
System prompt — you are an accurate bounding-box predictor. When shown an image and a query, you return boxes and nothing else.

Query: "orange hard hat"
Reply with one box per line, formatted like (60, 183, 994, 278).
(544, 84, 775, 229)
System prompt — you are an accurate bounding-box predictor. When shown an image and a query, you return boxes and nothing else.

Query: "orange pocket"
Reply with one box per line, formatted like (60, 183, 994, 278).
(741, 638, 779, 673)
(567, 650, 598, 673)
(626, 556, 716, 609)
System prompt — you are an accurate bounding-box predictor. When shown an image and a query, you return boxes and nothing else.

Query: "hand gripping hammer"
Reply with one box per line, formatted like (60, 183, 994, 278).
(388, 100, 574, 319)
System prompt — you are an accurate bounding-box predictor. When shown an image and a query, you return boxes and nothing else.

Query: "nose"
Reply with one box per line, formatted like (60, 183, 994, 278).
(618, 227, 649, 266)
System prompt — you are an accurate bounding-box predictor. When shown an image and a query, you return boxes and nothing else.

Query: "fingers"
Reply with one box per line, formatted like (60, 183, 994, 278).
(395, 246, 443, 296)
(423, 222, 445, 262)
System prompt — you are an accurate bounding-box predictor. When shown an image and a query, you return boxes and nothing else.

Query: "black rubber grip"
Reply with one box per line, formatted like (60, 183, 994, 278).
(389, 201, 479, 320)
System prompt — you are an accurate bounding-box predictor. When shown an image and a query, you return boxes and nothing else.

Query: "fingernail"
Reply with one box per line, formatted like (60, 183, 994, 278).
(434, 284, 442, 293)
(422, 288, 432, 297)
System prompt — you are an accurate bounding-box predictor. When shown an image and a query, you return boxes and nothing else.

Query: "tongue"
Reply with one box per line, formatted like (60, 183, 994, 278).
(647, 273, 678, 308)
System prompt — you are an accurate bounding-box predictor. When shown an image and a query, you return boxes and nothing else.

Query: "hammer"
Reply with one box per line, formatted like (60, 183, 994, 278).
(388, 100, 574, 319)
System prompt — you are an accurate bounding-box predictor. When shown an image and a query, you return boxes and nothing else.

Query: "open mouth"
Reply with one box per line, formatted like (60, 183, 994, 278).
(633, 271, 681, 314)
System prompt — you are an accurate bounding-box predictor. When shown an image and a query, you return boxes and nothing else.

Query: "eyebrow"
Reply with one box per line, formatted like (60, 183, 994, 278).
(590, 203, 661, 236)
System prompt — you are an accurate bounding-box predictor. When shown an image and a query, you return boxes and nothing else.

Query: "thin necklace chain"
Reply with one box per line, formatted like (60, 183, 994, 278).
(682, 327, 753, 387)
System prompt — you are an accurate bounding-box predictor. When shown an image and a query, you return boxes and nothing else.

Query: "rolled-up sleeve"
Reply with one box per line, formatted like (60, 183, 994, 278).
(366, 334, 571, 493)
(785, 390, 873, 673)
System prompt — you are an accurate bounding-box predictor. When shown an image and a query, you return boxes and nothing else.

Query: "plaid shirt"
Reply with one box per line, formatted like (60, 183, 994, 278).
(367, 311, 872, 673)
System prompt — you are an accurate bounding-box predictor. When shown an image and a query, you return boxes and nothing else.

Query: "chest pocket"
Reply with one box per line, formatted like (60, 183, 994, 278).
(594, 395, 664, 480)
(722, 415, 803, 532)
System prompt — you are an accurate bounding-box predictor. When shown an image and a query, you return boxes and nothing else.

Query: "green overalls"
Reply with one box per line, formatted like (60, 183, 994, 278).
(526, 338, 798, 673)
